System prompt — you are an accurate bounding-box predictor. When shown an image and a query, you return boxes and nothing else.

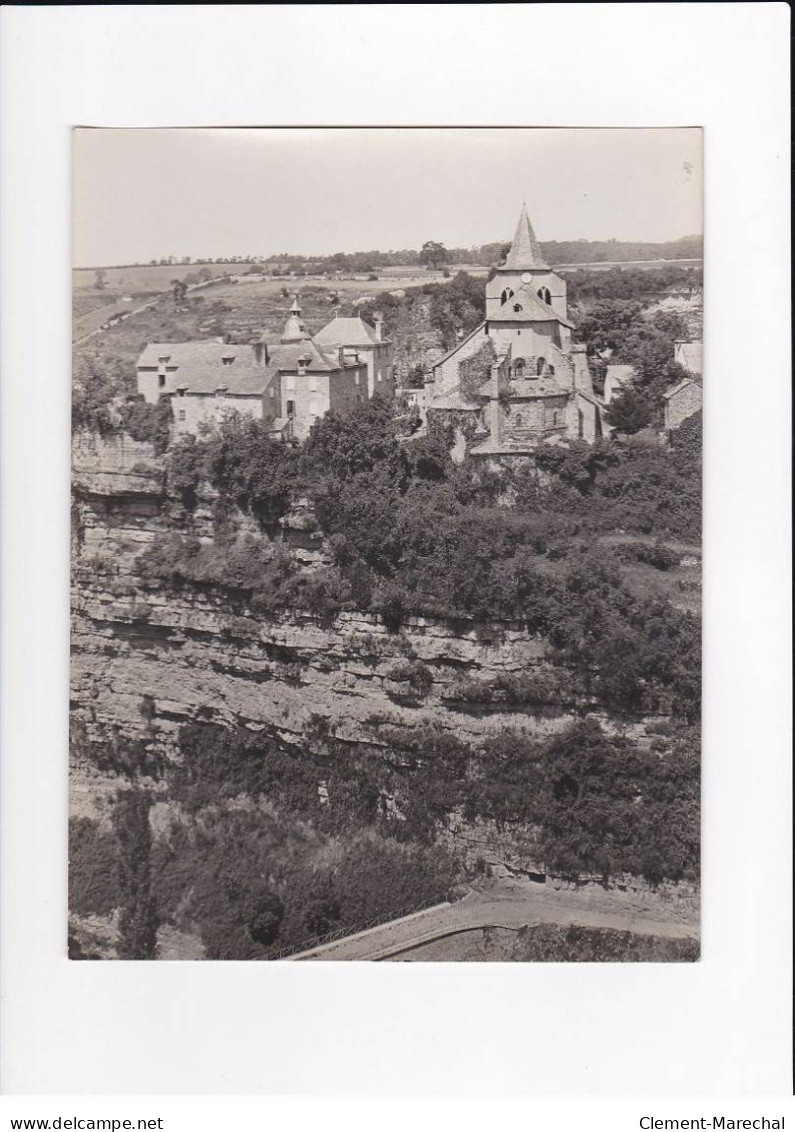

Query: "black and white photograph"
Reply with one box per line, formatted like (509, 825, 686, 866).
(70, 126, 704, 963)
(2, 0, 791, 1106)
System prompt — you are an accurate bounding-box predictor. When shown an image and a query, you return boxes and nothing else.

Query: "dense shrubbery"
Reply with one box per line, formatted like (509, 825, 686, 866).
(168, 714, 699, 898)
(140, 399, 701, 722)
(145, 722, 460, 958)
(509, 924, 699, 962)
(567, 264, 701, 304)
(68, 817, 122, 917)
(118, 396, 173, 455)
(568, 270, 700, 433)
(463, 720, 699, 884)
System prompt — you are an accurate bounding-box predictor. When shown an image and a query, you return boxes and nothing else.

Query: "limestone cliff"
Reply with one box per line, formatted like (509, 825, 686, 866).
(70, 434, 657, 814)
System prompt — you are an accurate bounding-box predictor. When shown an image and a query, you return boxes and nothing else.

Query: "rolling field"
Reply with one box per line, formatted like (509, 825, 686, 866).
(73, 261, 248, 294)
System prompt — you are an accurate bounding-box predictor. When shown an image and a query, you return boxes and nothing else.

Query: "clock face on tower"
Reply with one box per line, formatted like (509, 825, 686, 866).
(521, 272, 531, 283)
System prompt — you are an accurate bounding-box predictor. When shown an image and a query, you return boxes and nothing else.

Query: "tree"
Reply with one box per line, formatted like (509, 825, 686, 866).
(419, 240, 450, 271)
(94, 268, 106, 290)
(171, 279, 188, 303)
(604, 386, 654, 435)
(113, 789, 159, 960)
(72, 354, 120, 437)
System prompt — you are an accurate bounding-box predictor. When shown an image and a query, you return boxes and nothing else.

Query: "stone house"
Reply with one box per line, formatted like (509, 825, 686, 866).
(425, 204, 606, 455)
(312, 312, 395, 398)
(136, 297, 369, 444)
(664, 338, 703, 431)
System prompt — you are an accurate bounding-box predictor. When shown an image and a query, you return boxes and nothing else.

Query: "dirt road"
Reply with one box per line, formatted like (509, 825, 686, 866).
(289, 880, 698, 961)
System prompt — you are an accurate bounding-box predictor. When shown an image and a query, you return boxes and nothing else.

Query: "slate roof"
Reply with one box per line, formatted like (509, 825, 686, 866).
(490, 283, 573, 327)
(430, 321, 488, 373)
(313, 315, 383, 348)
(675, 341, 703, 376)
(428, 387, 482, 411)
(663, 376, 702, 400)
(504, 204, 549, 270)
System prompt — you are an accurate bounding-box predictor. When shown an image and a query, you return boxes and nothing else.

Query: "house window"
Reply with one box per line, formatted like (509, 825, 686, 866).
(178, 410, 186, 421)
(377, 372, 382, 382)
(286, 400, 295, 417)
(216, 389, 226, 399)
(355, 372, 360, 386)
(513, 303, 523, 313)
(514, 359, 525, 378)
(578, 409, 584, 438)
(537, 357, 545, 376)
(158, 374, 166, 388)
(552, 411, 559, 426)
(222, 356, 235, 366)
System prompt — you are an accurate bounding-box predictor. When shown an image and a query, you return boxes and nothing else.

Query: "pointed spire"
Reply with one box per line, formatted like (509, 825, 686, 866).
(505, 203, 548, 269)
(289, 295, 302, 315)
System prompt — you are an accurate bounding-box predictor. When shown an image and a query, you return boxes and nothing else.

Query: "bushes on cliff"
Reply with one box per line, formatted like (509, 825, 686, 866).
(201, 415, 300, 523)
(113, 788, 159, 960)
(163, 415, 299, 520)
(69, 817, 123, 917)
(519, 426, 701, 541)
(461, 719, 700, 885)
(119, 395, 173, 455)
(151, 748, 458, 959)
(301, 394, 408, 487)
(166, 714, 698, 890)
(510, 924, 699, 962)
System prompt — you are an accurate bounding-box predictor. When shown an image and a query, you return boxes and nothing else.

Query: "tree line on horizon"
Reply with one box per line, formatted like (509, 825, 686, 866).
(78, 234, 703, 274)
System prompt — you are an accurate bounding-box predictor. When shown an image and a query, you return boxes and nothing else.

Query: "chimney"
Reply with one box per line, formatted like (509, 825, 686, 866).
(338, 346, 346, 369)
(254, 341, 270, 366)
(297, 354, 308, 376)
(373, 311, 384, 341)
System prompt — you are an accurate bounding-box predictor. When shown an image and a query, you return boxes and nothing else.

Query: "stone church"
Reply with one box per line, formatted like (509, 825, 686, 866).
(426, 205, 605, 454)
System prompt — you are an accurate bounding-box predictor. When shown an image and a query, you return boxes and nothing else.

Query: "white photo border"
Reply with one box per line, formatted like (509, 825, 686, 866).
(1, 2, 791, 1096)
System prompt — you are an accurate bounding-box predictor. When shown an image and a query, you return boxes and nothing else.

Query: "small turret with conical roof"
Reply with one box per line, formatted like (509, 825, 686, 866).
(280, 294, 310, 343)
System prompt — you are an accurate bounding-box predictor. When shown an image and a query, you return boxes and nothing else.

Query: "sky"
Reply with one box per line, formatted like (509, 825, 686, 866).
(73, 127, 702, 267)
